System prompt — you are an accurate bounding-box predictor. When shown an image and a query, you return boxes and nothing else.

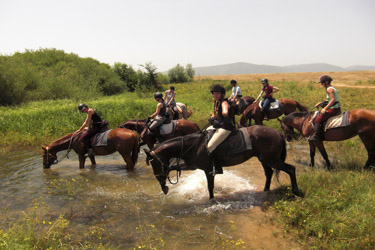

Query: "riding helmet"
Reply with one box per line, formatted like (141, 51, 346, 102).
(261, 78, 268, 84)
(154, 92, 163, 99)
(210, 84, 226, 95)
(78, 103, 88, 112)
(230, 79, 237, 85)
(319, 75, 333, 84)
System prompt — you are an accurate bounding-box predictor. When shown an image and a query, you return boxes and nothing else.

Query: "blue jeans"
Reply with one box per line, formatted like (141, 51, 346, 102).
(262, 97, 274, 117)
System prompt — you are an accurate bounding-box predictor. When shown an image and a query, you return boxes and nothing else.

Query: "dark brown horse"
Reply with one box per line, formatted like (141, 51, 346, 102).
(281, 109, 375, 170)
(239, 98, 308, 127)
(144, 125, 302, 199)
(42, 128, 139, 169)
(230, 96, 255, 124)
(119, 119, 200, 149)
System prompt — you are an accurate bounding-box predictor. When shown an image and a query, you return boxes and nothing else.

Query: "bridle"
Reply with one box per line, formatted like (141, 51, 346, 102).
(283, 112, 311, 141)
(44, 132, 78, 167)
(151, 135, 197, 185)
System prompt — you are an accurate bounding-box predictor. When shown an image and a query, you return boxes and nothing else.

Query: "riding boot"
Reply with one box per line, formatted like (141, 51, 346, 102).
(149, 129, 163, 143)
(209, 150, 223, 175)
(309, 123, 323, 142)
(264, 110, 269, 120)
(87, 148, 95, 157)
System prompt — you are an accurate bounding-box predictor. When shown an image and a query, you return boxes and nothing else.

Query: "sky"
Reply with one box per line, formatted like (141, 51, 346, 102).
(0, 0, 374, 72)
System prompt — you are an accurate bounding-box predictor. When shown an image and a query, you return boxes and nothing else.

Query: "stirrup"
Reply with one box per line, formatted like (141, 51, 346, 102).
(209, 166, 223, 176)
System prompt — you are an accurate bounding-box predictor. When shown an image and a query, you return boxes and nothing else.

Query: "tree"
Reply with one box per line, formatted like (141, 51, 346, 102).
(139, 62, 158, 89)
(185, 63, 195, 80)
(168, 64, 188, 83)
(113, 63, 138, 91)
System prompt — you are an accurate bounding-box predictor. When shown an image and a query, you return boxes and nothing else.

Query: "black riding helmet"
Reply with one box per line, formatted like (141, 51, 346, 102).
(78, 103, 88, 112)
(230, 79, 237, 85)
(319, 75, 333, 84)
(170, 86, 175, 91)
(154, 92, 163, 99)
(210, 84, 226, 95)
(261, 78, 268, 84)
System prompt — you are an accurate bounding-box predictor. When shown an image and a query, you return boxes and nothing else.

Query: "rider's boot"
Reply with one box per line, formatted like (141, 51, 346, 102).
(264, 109, 269, 120)
(87, 148, 95, 157)
(309, 123, 323, 142)
(149, 129, 163, 143)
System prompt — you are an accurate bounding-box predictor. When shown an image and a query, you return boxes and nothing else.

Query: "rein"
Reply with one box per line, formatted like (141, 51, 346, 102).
(46, 132, 78, 165)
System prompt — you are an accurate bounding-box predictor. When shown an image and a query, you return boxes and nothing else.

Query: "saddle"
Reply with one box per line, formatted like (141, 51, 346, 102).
(90, 129, 111, 147)
(311, 111, 350, 131)
(207, 128, 252, 155)
(159, 120, 177, 137)
(259, 99, 281, 111)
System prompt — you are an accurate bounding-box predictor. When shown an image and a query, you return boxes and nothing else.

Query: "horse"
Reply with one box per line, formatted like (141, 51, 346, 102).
(119, 119, 200, 149)
(230, 96, 255, 124)
(167, 102, 192, 120)
(144, 125, 303, 199)
(42, 128, 139, 169)
(239, 98, 308, 127)
(280, 109, 375, 170)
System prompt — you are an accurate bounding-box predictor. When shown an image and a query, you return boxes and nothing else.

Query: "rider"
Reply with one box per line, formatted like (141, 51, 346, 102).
(309, 75, 341, 141)
(255, 78, 279, 120)
(207, 84, 235, 175)
(165, 86, 179, 120)
(147, 92, 169, 142)
(77, 103, 103, 157)
(228, 79, 242, 106)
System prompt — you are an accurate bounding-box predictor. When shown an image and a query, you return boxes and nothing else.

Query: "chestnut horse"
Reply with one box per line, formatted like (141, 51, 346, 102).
(119, 119, 200, 149)
(42, 128, 139, 169)
(144, 125, 302, 199)
(281, 109, 375, 170)
(239, 98, 308, 126)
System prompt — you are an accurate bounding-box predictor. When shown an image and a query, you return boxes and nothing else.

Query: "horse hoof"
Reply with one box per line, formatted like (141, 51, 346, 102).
(294, 190, 304, 198)
(162, 186, 169, 195)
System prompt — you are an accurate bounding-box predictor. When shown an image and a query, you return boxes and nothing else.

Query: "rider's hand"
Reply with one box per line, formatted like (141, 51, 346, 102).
(321, 108, 326, 114)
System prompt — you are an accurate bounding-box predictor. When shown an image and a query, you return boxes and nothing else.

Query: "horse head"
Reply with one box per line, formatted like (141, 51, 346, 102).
(42, 145, 58, 169)
(280, 116, 299, 142)
(144, 149, 169, 195)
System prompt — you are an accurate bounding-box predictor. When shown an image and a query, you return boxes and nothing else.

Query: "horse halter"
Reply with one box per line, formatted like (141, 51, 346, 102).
(44, 146, 59, 166)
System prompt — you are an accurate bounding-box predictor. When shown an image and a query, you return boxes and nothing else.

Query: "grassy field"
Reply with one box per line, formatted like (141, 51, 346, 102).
(1, 71, 375, 249)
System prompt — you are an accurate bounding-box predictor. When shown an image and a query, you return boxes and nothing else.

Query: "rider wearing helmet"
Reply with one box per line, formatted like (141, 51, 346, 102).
(77, 103, 103, 157)
(309, 75, 341, 141)
(255, 78, 279, 120)
(147, 92, 169, 142)
(228, 79, 242, 106)
(207, 84, 235, 175)
(165, 86, 179, 120)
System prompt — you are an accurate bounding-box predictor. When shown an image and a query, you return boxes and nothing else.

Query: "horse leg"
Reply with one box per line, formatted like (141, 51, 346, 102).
(119, 151, 135, 170)
(78, 154, 86, 169)
(204, 170, 215, 199)
(358, 134, 375, 169)
(261, 164, 273, 191)
(89, 156, 96, 166)
(265, 159, 302, 197)
(309, 141, 316, 167)
(314, 141, 331, 170)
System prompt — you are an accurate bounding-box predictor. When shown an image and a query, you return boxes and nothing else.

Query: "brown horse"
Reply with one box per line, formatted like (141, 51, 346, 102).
(119, 119, 200, 149)
(144, 125, 302, 199)
(281, 109, 375, 170)
(239, 98, 308, 127)
(42, 128, 139, 169)
(230, 96, 255, 124)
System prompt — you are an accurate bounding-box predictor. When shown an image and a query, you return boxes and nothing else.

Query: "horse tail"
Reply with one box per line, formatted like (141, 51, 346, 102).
(131, 131, 139, 165)
(296, 101, 308, 112)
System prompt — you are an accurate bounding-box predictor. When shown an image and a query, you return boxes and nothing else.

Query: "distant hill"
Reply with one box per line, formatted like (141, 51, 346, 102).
(193, 62, 375, 76)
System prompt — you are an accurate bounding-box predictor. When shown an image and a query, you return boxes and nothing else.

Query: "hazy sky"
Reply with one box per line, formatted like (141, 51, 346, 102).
(1, 0, 374, 71)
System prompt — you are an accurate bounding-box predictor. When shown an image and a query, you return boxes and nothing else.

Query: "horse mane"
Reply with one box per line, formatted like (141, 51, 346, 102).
(152, 131, 205, 151)
(48, 132, 77, 149)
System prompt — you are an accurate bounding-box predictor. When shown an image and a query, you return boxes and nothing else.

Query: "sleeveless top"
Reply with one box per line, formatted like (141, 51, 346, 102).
(165, 91, 176, 105)
(231, 86, 242, 96)
(327, 87, 340, 109)
(91, 111, 103, 127)
(214, 99, 235, 131)
(159, 101, 168, 117)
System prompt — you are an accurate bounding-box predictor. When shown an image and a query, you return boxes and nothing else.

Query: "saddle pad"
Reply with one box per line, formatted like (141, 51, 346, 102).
(216, 127, 252, 155)
(325, 111, 349, 131)
(160, 120, 177, 136)
(259, 100, 281, 110)
(90, 129, 111, 147)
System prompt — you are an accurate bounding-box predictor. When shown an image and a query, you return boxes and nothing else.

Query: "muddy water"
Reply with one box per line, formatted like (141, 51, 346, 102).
(0, 144, 312, 249)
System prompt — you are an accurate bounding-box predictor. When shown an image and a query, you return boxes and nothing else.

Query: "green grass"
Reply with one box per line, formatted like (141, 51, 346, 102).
(1, 77, 375, 249)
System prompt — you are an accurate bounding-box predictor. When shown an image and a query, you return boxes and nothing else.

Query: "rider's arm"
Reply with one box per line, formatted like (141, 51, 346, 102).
(255, 90, 264, 102)
(78, 109, 94, 131)
(221, 101, 230, 117)
(150, 103, 162, 118)
(272, 86, 279, 93)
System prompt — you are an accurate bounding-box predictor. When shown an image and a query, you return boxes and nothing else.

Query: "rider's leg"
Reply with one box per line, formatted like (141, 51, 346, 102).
(207, 128, 232, 175)
(262, 98, 271, 120)
(148, 116, 165, 143)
